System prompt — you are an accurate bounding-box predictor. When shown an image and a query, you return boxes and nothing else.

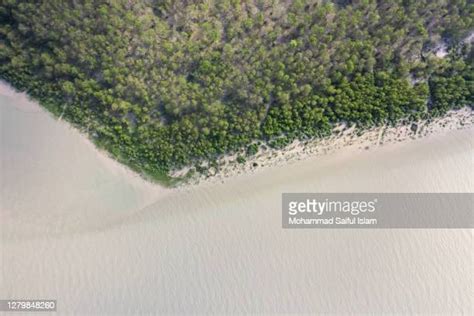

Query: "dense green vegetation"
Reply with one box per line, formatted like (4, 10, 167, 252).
(0, 0, 472, 185)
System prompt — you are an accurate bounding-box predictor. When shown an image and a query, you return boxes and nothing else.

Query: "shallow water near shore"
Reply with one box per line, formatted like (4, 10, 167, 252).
(1, 82, 473, 314)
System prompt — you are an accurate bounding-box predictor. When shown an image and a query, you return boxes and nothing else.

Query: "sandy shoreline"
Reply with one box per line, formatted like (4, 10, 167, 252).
(175, 107, 473, 186)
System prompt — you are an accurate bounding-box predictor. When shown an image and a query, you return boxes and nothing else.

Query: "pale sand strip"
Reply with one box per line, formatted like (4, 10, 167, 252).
(176, 107, 473, 185)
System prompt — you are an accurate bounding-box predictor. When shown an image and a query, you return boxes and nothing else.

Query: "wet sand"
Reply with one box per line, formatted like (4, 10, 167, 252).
(1, 82, 473, 314)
